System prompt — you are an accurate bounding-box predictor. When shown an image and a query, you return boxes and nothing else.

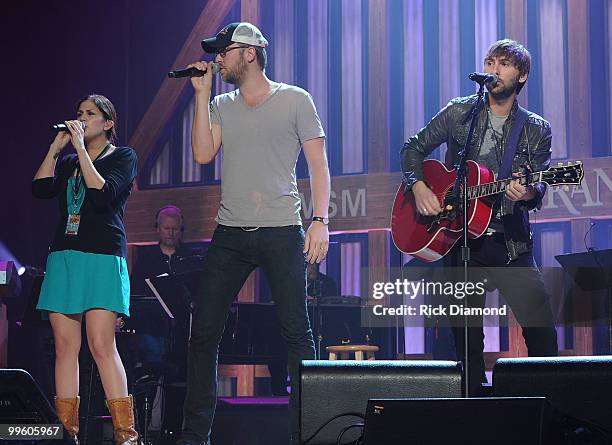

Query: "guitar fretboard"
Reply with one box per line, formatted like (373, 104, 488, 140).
(466, 172, 540, 200)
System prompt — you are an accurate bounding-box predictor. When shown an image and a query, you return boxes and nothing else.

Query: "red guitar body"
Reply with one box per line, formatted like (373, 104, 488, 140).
(391, 159, 496, 262)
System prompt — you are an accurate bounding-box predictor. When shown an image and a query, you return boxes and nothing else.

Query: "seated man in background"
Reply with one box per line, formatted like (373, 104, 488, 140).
(129, 204, 197, 368)
(129, 205, 197, 431)
(131, 205, 195, 289)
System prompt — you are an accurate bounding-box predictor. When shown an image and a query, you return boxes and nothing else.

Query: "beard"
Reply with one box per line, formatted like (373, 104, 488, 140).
(487, 74, 522, 100)
(222, 57, 248, 85)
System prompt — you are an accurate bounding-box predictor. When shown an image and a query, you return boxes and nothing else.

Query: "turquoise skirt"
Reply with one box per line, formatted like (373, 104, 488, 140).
(37, 249, 130, 316)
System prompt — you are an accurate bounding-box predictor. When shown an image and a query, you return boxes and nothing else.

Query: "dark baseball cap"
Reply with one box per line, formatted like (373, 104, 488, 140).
(201, 22, 269, 53)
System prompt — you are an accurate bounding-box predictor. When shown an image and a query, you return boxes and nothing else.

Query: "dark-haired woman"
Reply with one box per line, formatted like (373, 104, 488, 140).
(32, 94, 139, 445)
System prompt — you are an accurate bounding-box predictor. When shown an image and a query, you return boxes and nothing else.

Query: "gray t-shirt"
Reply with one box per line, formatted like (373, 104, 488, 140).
(477, 109, 507, 175)
(210, 83, 325, 227)
(478, 109, 508, 231)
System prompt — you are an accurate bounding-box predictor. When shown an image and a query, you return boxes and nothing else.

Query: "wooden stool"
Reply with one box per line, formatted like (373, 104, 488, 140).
(326, 344, 379, 361)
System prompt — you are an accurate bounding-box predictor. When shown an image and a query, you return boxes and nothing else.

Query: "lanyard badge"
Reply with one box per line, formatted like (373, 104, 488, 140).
(65, 174, 85, 236)
(63, 144, 111, 237)
(65, 213, 81, 236)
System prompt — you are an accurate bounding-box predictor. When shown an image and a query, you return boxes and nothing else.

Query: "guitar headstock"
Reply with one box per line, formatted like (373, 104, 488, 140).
(540, 161, 584, 189)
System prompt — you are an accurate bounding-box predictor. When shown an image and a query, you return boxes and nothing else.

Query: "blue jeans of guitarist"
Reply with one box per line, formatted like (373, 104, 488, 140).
(181, 225, 315, 445)
(444, 233, 558, 396)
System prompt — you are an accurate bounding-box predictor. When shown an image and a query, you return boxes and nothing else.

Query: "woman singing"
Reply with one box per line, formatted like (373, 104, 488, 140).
(32, 94, 139, 445)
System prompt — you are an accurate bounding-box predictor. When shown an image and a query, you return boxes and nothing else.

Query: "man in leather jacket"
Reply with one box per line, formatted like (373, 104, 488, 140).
(400, 39, 557, 395)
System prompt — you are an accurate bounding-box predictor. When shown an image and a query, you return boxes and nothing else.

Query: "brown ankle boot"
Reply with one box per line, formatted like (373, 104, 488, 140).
(54, 396, 80, 445)
(106, 394, 140, 445)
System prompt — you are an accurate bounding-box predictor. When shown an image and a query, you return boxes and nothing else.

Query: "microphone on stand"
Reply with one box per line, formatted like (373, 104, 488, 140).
(468, 72, 498, 85)
(168, 63, 220, 78)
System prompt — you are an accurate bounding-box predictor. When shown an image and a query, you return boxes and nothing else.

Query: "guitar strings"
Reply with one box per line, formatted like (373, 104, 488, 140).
(428, 174, 532, 200)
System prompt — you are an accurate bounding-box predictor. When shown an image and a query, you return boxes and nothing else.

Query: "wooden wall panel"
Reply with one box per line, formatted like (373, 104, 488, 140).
(568, 218, 594, 355)
(504, 0, 527, 44)
(241, 0, 260, 25)
(128, 0, 237, 175)
(367, 230, 390, 305)
(504, 0, 528, 107)
(126, 157, 612, 243)
(237, 271, 258, 303)
(566, 0, 592, 160)
(367, 0, 389, 173)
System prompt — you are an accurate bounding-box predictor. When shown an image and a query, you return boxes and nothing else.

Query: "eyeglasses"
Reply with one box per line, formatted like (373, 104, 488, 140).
(218, 45, 251, 58)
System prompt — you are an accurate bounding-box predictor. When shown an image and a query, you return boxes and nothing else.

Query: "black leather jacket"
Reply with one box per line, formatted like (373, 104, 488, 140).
(400, 94, 552, 262)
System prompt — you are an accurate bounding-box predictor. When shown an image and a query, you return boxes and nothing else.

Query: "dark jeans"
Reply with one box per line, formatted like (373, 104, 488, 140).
(444, 233, 558, 396)
(181, 225, 315, 444)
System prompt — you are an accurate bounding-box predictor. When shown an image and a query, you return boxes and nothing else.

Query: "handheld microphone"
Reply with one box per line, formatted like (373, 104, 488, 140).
(168, 63, 220, 78)
(468, 72, 498, 85)
(51, 122, 87, 132)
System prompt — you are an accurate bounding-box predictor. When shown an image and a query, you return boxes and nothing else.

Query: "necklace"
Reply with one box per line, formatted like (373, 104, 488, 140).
(72, 143, 112, 207)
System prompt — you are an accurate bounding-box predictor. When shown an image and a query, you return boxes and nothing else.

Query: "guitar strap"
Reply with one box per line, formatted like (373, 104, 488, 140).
(498, 105, 529, 180)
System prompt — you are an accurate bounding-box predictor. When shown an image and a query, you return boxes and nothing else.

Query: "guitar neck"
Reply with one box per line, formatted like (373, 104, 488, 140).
(467, 172, 541, 200)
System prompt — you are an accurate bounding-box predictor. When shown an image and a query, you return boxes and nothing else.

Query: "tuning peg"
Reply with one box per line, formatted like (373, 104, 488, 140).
(557, 162, 564, 167)
(563, 185, 570, 192)
(567, 161, 573, 166)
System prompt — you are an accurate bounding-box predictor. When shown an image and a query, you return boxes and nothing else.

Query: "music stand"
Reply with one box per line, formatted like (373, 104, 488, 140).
(555, 249, 612, 354)
(145, 277, 176, 320)
(145, 272, 197, 338)
(137, 272, 197, 441)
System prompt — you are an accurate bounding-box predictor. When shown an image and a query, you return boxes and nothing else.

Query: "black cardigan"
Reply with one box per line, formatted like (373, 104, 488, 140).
(32, 147, 138, 258)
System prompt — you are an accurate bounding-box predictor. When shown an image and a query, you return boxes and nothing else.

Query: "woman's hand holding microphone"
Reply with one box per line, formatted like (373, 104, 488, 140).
(48, 121, 86, 159)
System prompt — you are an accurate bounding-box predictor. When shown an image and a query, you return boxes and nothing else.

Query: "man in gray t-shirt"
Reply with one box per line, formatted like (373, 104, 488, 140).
(178, 22, 330, 445)
(210, 83, 325, 226)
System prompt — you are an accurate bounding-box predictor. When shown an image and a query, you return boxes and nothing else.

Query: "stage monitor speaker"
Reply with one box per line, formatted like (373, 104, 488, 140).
(493, 356, 612, 437)
(362, 397, 559, 445)
(300, 360, 462, 445)
(211, 397, 289, 445)
(0, 368, 74, 444)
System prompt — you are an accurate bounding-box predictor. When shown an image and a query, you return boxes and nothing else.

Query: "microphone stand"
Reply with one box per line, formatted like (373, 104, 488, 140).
(312, 274, 324, 360)
(452, 80, 487, 397)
